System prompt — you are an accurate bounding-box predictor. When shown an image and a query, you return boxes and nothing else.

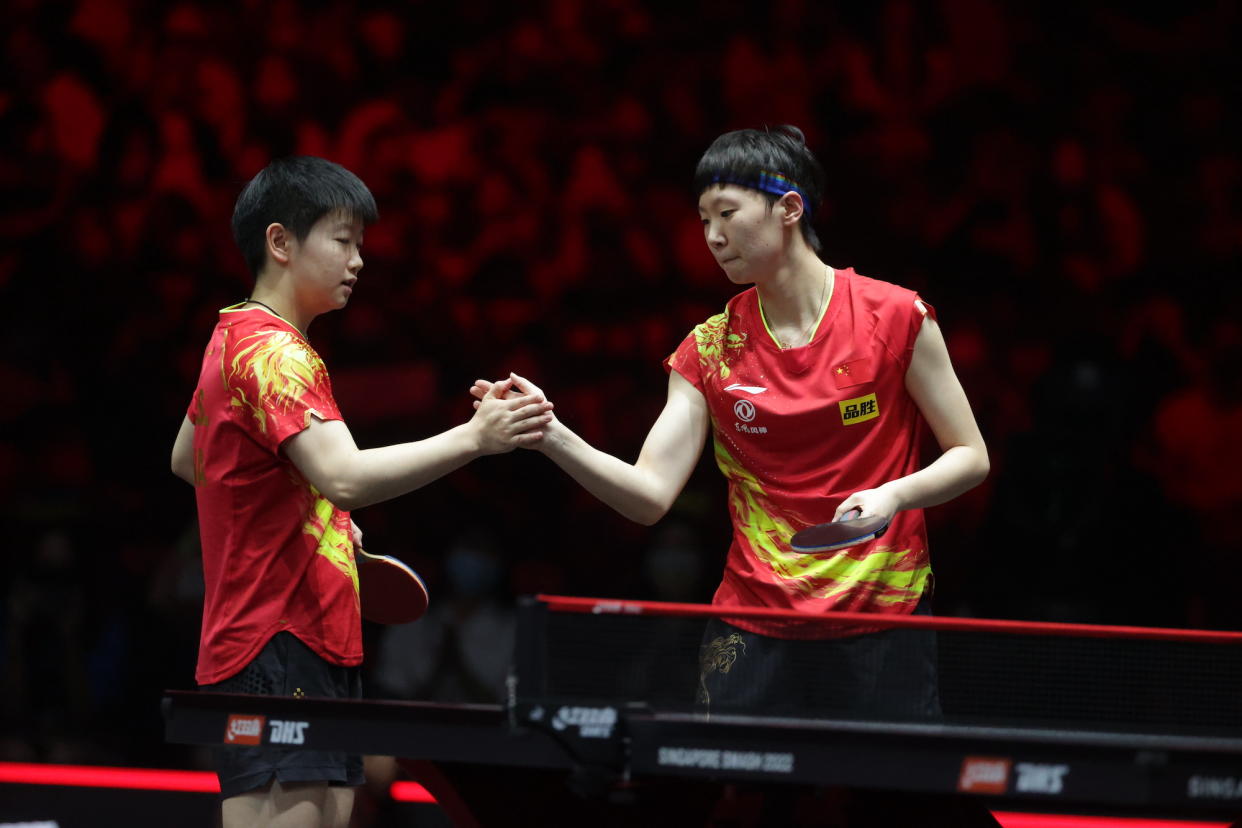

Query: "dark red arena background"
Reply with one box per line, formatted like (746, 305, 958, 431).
(3, 2, 1241, 826)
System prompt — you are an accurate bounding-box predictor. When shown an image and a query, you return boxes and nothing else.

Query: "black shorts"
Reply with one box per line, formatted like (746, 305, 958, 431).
(697, 596, 941, 720)
(201, 631, 365, 798)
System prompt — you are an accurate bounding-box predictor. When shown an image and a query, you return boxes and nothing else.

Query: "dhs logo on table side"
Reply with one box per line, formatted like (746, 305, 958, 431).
(1014, 763, 1070, 794)
(551, 706, 617, 739)
(224, 715, 310, 745)
(270, 720, 310, 745)
(957, 758, 1069, 796)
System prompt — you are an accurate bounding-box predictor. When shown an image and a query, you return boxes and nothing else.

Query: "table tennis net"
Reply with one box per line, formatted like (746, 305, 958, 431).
(513, 596, 1242, 737)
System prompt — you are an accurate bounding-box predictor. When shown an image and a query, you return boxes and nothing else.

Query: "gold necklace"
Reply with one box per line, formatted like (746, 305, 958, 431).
(780, 265, 829, 349)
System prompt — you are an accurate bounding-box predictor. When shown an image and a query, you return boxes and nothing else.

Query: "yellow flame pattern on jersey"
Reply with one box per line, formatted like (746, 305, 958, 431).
(713, 439, 930, 605)
(303, 489, 360, 596)
(227, 330, 324, 436)
(220, 325, 355, 594)
(693, 311, 748, 381)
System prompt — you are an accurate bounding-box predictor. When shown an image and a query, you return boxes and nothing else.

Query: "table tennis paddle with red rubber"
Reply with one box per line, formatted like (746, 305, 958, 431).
(356, 546, 429, 625)
(790, 509, 891, 553)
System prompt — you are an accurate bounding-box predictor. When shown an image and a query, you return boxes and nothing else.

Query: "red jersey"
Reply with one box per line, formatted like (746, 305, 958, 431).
(187, 304, 362, 684)
(665, 268, 933, 636)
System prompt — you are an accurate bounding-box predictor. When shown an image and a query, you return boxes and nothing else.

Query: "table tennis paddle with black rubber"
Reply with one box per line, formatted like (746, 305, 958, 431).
(356, 546, 429, 625)
(790, 509, 891, 553)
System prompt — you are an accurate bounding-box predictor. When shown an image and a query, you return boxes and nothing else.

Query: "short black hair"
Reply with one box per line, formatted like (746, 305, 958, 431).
(693, 125, 825, 252)
(231, 156, 379, 278)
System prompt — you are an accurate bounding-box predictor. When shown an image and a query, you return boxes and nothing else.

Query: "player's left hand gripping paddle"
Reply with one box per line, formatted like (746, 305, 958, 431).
(356, 546, 429, 624)
(790, 508, 891, 553)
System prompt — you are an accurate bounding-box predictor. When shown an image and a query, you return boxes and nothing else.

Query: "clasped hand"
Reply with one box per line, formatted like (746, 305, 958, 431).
(470, 373, 556, 452)
(468, 374, 555, 453)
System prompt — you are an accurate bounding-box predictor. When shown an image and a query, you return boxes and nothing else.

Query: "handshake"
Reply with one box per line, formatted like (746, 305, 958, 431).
(466, 372, 558, 455)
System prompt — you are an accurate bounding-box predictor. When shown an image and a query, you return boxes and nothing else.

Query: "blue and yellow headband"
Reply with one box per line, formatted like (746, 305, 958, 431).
(710, 169, 813, 218)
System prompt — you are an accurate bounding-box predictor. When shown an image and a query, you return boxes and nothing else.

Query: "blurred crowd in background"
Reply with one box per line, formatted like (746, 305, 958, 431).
(2, 0, 1241, 777)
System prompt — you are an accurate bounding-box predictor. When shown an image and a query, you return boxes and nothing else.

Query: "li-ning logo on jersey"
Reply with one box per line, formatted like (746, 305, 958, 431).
(839, 393, 879, 425)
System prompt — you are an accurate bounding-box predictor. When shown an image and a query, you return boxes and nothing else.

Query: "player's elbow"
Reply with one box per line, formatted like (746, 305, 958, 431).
(320, 478, 366, 512)
(617, 466, 685, 525)
(625, 493, 675, 526)
(965, 443, 990, 489)
(290, 450, 368, 511)
(171, 454, 195, 484)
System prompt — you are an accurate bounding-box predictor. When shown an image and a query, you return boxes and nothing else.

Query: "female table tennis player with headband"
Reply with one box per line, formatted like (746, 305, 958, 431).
(475, 125, 988, 726)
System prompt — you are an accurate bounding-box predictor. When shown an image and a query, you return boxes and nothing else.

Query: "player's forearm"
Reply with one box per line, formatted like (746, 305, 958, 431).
(329, 424, 483, 511)
(538, 421, 674, 525)
(879, 443, 989, 513)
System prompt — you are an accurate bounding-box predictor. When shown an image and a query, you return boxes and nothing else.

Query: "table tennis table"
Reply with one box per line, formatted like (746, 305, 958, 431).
(163, 595, 1242, 825)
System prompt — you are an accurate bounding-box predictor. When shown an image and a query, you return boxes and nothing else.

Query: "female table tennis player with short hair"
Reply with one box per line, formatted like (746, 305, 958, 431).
(475, 125, 988, 722)
(173, 156, 553, 828)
